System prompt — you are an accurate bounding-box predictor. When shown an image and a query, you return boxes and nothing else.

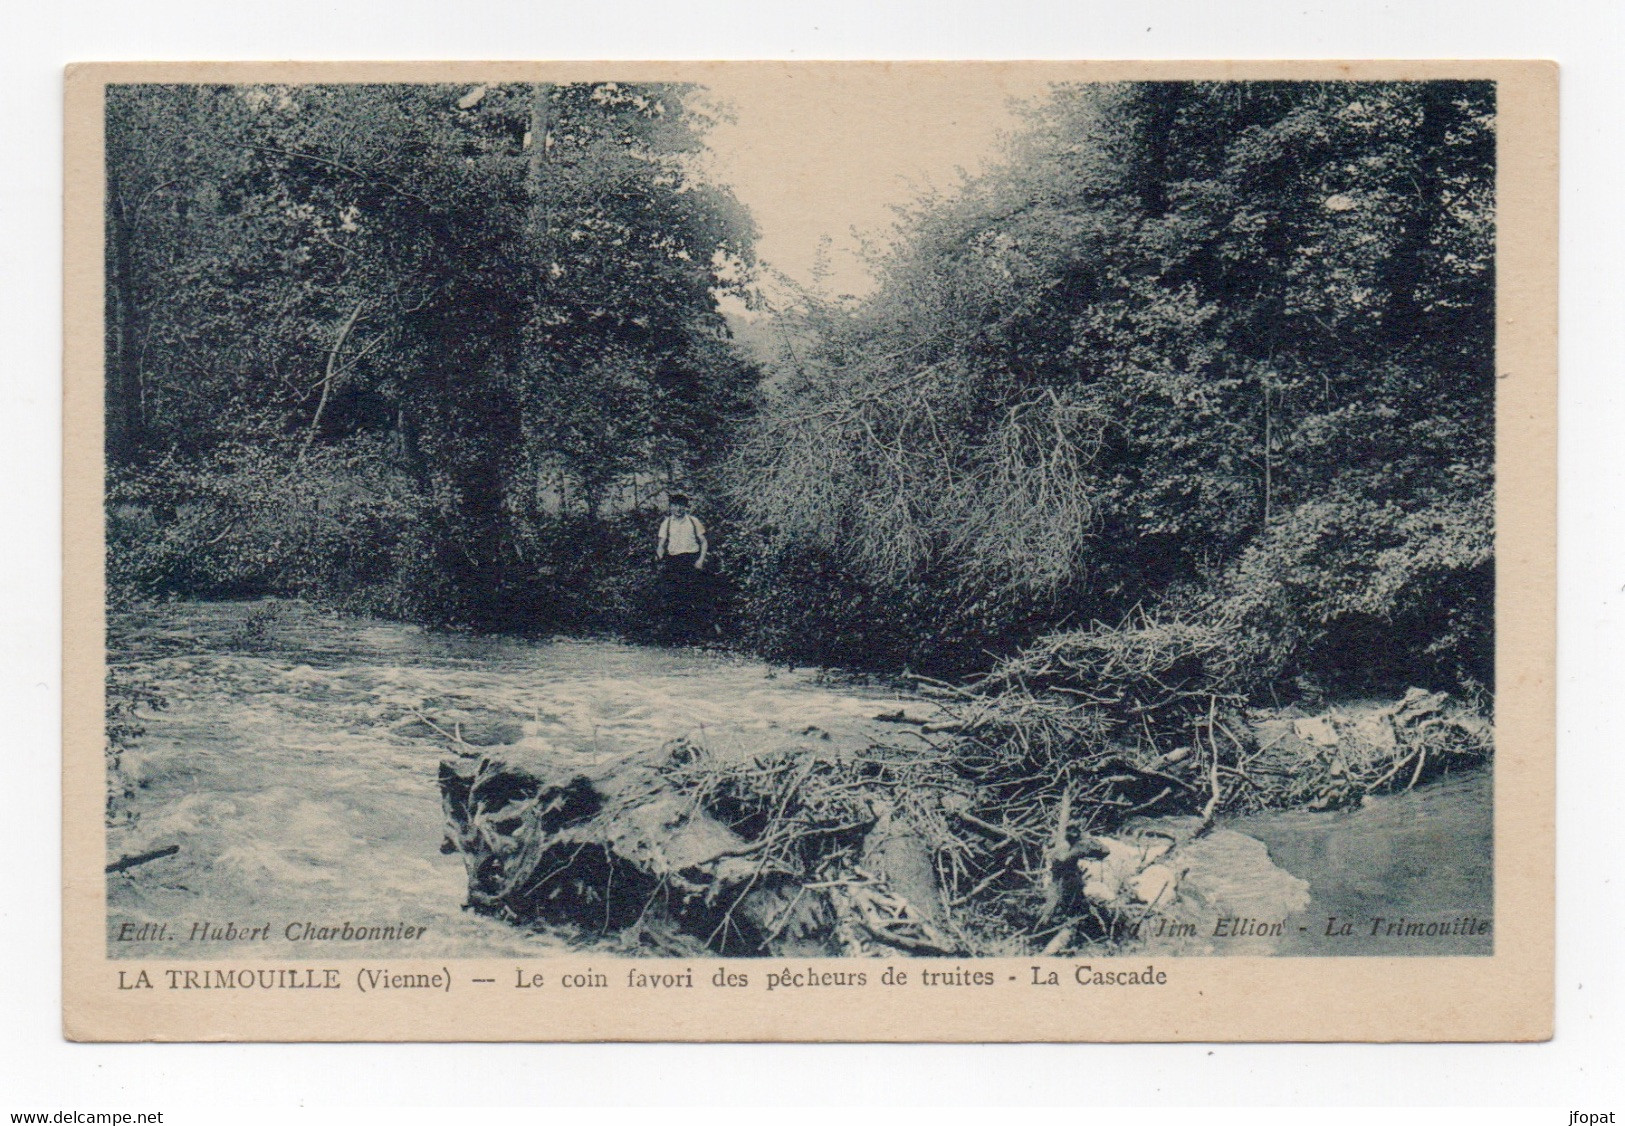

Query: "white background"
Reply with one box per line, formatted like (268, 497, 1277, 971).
(2, 0, 1619, 1111)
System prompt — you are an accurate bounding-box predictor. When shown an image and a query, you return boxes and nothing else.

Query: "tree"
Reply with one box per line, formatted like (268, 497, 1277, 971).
(105, 81, 757, 627)
(729, 80, 1495, 690)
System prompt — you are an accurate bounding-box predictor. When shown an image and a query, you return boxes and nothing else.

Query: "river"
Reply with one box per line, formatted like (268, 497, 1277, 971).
(104, 599, 1493, 959)
(1223, 769, 1492, 955)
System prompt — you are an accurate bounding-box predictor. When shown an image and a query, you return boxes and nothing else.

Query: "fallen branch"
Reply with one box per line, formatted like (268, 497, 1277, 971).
(409, 711, 480, 757)
(1195, 697, 1223, 836)
(106, 844, 179, 874)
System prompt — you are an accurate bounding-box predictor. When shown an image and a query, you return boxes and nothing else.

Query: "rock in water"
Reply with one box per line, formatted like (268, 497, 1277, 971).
(1124, 817, 1312, 955)
(1129, 864, 1178, 906)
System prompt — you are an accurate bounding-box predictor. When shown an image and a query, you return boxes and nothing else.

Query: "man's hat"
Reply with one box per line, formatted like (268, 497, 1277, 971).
(668, 493, 689, 505)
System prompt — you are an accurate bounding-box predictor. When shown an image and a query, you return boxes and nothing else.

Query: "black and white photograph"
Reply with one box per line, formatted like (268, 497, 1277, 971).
(95, 68, 1503, 960)
(61, 60, 1558, 1044)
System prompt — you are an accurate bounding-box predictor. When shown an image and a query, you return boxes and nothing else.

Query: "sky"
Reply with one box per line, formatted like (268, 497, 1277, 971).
(696, 66, 1055, 304)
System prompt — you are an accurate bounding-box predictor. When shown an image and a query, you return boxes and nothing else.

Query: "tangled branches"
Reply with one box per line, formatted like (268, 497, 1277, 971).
(730, 362, 1109, 596)
(651, 696, 1175, 956)
(657, 738, 971, 954)
(951, 608, 1492, 831)
(635, 611, 1490, 956)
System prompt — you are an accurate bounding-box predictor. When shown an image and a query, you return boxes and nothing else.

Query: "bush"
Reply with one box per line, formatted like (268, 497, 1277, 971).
(106, 438, 422, 609)
(1205, 488, 1494, 696)
(731, 537, 1073, 677)
(103, 442, 710, 645)
(502, 511, 665, 638)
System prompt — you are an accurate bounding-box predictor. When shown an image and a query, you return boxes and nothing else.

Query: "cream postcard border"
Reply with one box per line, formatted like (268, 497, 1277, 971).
(62, 59, 1557, 1042)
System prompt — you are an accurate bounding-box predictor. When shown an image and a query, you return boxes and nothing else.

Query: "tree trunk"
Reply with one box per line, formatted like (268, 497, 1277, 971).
(1382, 86, 1453, 346)
(527, 83, 554, 223)
(296, 299, 366, 462)
(104, 169, 146, 463)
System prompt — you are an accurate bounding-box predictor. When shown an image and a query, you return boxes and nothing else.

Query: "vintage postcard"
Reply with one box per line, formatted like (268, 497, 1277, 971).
(64, 59, 1556, 1042)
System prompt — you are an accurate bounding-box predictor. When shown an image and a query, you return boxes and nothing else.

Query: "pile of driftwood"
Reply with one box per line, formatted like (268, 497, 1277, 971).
(1245, 687, 1493, 811)
(962, 614, 1492, 806)
(440, 732, 982, 957)
(438, 618, 1491, 957)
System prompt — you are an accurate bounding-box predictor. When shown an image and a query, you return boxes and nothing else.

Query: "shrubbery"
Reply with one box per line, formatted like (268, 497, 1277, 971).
(106, 453, 681, 641)
(726, 81, 1495, 702)
(729, 537, 1077, 677)
(106, 439, 422, 609)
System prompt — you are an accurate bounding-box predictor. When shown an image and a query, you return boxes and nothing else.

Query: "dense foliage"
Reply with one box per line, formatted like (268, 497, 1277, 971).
(106, 82, 756, 625)
(729, 81, 1495, 697)
(107, 79, 1496, 703)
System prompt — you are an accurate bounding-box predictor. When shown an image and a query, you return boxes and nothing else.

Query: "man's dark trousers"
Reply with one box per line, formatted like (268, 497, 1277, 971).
(660, 553, 702, 642)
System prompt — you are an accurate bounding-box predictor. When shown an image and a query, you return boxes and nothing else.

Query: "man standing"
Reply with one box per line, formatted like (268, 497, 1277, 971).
(655, 493, 708, 642)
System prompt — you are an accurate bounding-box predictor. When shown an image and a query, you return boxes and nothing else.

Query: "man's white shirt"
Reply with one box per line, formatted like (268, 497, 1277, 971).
(660, 514, 705, 555)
